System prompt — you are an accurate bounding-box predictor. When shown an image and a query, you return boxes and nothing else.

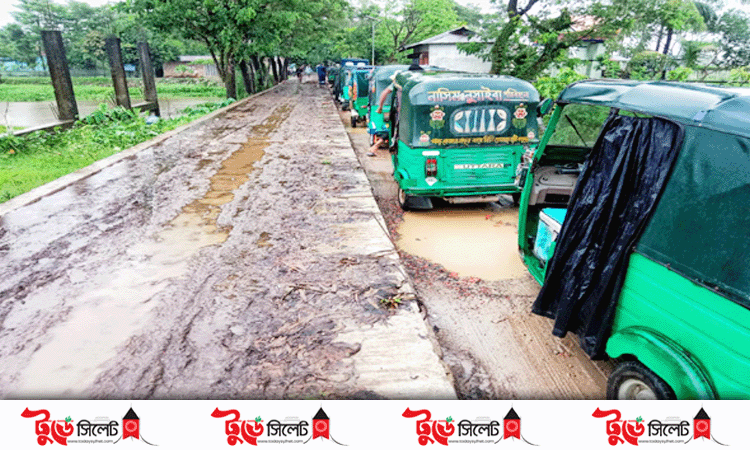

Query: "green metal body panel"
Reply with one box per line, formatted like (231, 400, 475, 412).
(390, 72, 541, 199)
(352, 68, 373, 118)
(368, 105, 391, 137)
(518, 80, 750, 399)
(339, 68, 353, 102)
(608, 253, 750, 399)
(392, 140, 524, 197)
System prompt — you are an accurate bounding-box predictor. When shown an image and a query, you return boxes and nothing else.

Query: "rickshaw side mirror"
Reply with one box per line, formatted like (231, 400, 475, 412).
(537, 98, 554, 116)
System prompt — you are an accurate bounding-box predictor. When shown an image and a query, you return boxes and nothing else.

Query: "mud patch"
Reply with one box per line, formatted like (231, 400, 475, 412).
(396, 206, 527, 281)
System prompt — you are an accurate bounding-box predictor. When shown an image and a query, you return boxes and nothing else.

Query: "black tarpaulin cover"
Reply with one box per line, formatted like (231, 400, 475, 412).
(532, 113, 684, 358)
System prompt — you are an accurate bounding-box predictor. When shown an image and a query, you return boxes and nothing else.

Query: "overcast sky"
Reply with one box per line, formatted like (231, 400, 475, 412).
(0, 0, 114, 25)
(0, 0, 746, 27)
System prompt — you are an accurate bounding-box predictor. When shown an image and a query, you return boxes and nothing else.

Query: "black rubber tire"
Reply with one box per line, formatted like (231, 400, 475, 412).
(351, 115, 356, 128)
(397, 187, 412, 211)
(607, 360, 676, 400)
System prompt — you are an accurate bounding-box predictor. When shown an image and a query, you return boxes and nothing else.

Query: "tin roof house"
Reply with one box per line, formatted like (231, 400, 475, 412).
(401, 26, 492, 73)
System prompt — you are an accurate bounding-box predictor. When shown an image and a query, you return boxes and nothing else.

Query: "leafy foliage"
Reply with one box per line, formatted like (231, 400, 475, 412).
(534, 68, 587, 100)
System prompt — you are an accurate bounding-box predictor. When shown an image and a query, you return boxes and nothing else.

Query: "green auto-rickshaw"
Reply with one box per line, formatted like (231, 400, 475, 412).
(350, 66, 375, 128)
(336, 60, 369, 111)
(388, 71, 541, 210)
(518, 79, 750, 399)
(327, 66, 338, 86)
(335, 67, 353, 110)
(367, 65, 409, 144)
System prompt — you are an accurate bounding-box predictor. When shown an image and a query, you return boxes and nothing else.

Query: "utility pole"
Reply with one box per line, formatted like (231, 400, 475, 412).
(365, 16, 379, 65)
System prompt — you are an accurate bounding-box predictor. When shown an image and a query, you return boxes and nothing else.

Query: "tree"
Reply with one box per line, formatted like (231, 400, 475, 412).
(380, 0, 459, 62)
(476, 1, 638, 80)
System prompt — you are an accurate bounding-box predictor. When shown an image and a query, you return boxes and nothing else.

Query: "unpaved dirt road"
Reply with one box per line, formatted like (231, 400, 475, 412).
(0, 79, 456, 399)
(340, 107, 613, 399)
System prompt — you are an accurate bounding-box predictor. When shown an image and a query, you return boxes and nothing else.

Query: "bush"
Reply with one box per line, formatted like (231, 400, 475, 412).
(626, 51, 673, 80)
(666, 67, 693, 81)
(534, 67, 587, 100)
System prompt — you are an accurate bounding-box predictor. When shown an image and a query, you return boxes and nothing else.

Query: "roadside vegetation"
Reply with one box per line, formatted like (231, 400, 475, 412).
(0, 77, 225, 102)
(0, 99, 233, 203)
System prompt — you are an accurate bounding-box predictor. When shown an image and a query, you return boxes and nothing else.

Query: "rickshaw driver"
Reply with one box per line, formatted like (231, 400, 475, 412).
(375, 60, 423, 116)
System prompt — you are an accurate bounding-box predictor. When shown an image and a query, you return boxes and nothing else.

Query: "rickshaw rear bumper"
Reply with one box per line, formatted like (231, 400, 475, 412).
(402, 183, 521, 197)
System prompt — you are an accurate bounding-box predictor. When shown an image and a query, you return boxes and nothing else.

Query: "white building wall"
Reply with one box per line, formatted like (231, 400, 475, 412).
(427, 44, 492, 73)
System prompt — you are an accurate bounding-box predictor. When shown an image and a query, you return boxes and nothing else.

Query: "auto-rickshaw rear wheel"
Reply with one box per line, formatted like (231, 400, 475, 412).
(351, 115, 357, 128)
(397, 187, 412, 211)
(607, 360, 675, 400)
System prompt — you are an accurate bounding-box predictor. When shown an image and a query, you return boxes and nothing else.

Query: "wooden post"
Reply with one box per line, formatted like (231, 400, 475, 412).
(105, 36, 131, 109)
(138, 41, 160, 116)
(41, 30, 78, 122)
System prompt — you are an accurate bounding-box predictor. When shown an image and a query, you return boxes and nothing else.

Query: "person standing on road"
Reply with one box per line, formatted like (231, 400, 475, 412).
(296, 65, 304, 82)
(316, 64, 327, 86)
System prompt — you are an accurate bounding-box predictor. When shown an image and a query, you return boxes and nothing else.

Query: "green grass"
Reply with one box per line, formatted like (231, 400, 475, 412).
(0, 99, 234, 203)
(0, 77, 226, 102)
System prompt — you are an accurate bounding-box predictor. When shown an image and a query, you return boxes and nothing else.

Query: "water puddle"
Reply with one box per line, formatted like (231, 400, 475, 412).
(396, 206, 527, 281)
(15, 102, 293, 396)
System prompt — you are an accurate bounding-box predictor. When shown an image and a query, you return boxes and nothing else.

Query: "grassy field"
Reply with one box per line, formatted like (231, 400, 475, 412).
(0, 99, 234, 203)
(0, 77, 226, 102)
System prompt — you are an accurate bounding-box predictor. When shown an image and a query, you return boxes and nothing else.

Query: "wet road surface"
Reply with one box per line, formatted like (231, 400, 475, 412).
(0, 80, 455, 399)
(339, 106, 613, 399)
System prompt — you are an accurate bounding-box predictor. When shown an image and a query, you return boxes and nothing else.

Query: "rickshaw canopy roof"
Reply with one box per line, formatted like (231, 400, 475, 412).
(558, 79, 750, 139)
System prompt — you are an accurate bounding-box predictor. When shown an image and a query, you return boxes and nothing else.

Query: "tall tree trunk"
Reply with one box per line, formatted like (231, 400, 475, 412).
(662, 28, 673, 55)
(224, 61, 237, 99)
(239, 59, 255, 94)
(270, 56, 280, 84)
(278, 57, 287, 80)
(251, 55, 266, 89)
(655, 25, 663, 52)
(661, 28, 673, 79)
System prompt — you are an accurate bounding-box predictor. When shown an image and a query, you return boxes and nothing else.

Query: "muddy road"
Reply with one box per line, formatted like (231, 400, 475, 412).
(0, 79, 455, 399)
(339, 109, 613, 399)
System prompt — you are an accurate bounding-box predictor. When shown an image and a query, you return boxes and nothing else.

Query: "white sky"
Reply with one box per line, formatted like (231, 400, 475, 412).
(0, 0, 115, 26)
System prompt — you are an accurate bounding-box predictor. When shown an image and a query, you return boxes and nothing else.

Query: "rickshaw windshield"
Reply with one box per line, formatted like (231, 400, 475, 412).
(355, 71, 371, 98)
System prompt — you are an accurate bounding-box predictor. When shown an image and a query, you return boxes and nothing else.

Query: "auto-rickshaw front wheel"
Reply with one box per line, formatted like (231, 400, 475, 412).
(607, 360, 675, 400)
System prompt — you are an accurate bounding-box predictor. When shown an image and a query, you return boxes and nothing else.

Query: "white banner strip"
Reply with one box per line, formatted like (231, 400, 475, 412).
(0, 400, 744, 449)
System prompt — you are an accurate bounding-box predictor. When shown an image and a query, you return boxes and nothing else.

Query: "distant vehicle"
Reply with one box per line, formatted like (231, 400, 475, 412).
(349, 66, 375, 128)
(340, 58, 369, 67)
(518, 79, 750, 399)
(387, 71, 541, 210)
